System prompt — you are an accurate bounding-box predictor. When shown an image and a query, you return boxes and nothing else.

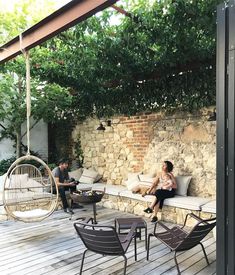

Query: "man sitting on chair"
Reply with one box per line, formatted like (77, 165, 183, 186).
(52, 158, 83, 214)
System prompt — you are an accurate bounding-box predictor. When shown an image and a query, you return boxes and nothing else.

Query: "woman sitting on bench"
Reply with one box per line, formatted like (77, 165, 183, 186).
(144, 160, 177, 222)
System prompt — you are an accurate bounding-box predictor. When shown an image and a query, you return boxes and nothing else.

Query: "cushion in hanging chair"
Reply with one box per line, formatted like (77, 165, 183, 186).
(28, 178, 44, 193)
(0, 174, 6, 203)
(13, 209, 50, 218)
(10, 174, 29, 192)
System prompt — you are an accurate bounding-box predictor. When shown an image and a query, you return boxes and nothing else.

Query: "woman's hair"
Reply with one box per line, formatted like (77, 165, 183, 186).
(164, 160, 173, 172)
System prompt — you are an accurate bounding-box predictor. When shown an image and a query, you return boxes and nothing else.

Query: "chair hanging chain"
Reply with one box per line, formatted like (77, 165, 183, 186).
(19, 34, 31, 155)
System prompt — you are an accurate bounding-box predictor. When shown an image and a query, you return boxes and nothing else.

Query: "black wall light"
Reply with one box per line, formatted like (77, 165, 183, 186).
(96, 122, 106, 131)
(208, 108, 216, 121)
(96, 120, 113, 131)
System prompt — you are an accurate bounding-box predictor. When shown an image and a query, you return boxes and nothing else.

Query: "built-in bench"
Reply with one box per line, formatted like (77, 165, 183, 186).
(0, 180, 216, 224)
(77, 183, 215, 225)
(201, 200, 216, 214)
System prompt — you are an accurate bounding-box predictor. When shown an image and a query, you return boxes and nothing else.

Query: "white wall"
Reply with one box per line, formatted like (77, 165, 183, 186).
(0, 138, 15, 160)
(0, 119, 48, 161)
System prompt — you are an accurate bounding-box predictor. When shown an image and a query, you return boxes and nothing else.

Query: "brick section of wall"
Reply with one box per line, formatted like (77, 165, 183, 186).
(121, 115, 155, 172)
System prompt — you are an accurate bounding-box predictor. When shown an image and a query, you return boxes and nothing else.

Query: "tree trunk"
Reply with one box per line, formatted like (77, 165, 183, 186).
(16, 128, 21, 158)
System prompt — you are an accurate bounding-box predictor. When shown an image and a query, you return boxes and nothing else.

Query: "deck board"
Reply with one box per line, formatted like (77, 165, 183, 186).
(0, 205, 216, 275)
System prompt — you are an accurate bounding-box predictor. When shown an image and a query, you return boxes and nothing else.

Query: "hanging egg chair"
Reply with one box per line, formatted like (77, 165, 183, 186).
(2, 36, 58, 222)
(3, 155, 58, 222)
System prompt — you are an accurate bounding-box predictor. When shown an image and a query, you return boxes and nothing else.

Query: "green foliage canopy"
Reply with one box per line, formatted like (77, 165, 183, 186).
(29, 0, 220, 119)
(0, 0, 221, 128)
(0, 0, 75, 156)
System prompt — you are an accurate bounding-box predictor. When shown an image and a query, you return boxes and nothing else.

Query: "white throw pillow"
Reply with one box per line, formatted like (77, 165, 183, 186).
(125, 172, 141, 190)
(28, 178, 44, 193)
(175, 176, 192, 196)
(94, 173, 102, 183)
(138, 174, 154, 188)
(10, 174, 29, 193)
(68, 168, 83, 181)
(79, 169, 99, 184)
(89, 168, 102, 182)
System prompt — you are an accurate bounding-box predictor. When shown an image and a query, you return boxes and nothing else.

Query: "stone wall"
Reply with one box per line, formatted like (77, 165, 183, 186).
(72, 109, 216, 198)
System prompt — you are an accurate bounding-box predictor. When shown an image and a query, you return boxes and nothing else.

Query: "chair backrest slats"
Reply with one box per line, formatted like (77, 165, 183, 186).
(84, 240, 123, 254)
(74, 223, 124, 255)
(177, 221, 216, 251)
(79, 227, 119, 237)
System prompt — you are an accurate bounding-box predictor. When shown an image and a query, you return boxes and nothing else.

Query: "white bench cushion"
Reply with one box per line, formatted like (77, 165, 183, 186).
(201, 200, 216, 213)
(76, 183, 93, 190)
(95, 184, 211, 211)
(119, 190, 154, 202)
(118, 191, 211, 210)
(164, 196, 211, 211)
(105, 185, 126, 196)
(0, 182, 214, 216)
(77, 183, 126, 196)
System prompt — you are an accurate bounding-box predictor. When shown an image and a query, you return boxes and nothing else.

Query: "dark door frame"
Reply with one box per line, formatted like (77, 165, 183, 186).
(0, 0, 234, 273)
(217, 1, 235, 274)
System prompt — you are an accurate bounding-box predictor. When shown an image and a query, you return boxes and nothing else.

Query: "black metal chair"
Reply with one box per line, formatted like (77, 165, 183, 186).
(147, 213, 216, 274)
(74, 218, 138, 275)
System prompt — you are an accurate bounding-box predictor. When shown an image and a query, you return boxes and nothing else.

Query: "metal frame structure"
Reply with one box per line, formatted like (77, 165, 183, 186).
(1, 0, 235, 272)
(217, 1, 235, 274)
(0, 0, 118, 64)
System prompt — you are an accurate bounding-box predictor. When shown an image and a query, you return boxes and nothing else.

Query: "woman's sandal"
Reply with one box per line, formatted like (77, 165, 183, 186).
(143, 207, 153, 214)
(151, 216, 158, 223)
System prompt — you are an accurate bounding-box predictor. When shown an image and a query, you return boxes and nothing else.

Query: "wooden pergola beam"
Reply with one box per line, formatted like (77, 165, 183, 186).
(111, 5, 132, 18)
(0, 0, 118, 64)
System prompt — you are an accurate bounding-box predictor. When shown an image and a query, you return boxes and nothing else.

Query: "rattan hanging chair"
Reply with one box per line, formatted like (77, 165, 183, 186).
(3, 155, 58, 222)
(2, 38, 58, 222)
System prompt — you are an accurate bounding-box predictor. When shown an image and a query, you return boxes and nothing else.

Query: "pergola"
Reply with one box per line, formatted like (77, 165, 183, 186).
(0, 0, 235, 274)
(0, 0, 118, 63)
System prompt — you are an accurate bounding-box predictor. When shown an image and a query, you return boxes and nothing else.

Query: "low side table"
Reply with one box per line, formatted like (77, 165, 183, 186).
(115, 217, 147, 253)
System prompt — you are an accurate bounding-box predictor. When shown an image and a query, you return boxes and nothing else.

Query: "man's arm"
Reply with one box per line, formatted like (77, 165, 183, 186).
(54, 176, 75, 187)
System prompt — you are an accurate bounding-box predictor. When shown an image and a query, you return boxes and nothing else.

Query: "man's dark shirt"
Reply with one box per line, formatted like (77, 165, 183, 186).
(52, 167, 69, 184)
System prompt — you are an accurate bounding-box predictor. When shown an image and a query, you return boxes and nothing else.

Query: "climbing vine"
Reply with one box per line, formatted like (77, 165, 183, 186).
(0, 0, 221, 164)
(28, 0, 220, 118)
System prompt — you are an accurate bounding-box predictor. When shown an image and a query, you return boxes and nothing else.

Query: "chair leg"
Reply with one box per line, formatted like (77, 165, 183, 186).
(80, 249, 88, 275)
(147, 234, 152, 260)
(134, 233, 137, 261)
(199, 242, 210, 265)
(123, 255, 127, 275)
(174, 251, 181, 275)
(145, 227, 147, 250)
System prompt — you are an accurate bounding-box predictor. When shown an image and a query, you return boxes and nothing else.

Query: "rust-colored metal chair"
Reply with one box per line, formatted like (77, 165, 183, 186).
(74, 219, 138, 275)
(147, 213, 216, 274)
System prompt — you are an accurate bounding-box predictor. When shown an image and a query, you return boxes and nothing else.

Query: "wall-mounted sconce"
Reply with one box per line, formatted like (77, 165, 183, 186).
(96, 119, 116, 131)
(106, 120, 112, 127)
(96, 122, 106, 131)
(208, 108, 216, 121)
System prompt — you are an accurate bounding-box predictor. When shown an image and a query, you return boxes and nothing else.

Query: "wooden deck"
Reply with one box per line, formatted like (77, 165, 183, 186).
(0, 206, 216, 275)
